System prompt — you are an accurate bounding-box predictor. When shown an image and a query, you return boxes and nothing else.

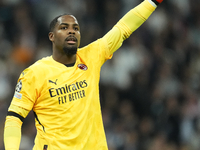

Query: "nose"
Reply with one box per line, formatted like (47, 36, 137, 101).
(68, 28, 75, 35)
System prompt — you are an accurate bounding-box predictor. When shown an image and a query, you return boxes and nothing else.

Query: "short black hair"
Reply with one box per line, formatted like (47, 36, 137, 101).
(49, 14, 69, 32)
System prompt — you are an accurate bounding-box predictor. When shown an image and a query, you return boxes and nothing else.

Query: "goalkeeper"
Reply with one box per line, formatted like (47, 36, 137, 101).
(4, 0, 163, 149)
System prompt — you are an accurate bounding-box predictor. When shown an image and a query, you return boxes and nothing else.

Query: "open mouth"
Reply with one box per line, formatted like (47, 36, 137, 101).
(65, 36, 77, 44)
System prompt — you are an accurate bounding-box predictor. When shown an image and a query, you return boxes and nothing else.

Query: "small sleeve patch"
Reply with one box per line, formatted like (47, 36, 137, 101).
(14, 91, 22, 99)
(15, 80, 22, 92)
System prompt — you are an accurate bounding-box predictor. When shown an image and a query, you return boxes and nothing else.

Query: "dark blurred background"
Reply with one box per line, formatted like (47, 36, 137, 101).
(1, 0, 200, 149)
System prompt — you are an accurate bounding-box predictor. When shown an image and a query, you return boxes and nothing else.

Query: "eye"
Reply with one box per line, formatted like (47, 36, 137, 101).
(74, 27, 79, 31)
(61, 26, 67, 30)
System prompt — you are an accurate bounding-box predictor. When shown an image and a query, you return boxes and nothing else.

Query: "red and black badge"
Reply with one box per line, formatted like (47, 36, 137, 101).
(78, 64, 88, 71)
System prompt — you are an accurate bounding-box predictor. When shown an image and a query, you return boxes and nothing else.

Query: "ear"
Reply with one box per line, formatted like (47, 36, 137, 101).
(49, 32, 54, 42)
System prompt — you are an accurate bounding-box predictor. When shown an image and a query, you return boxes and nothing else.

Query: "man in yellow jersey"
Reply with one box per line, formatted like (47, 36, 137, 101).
(4, 0, 163, 149)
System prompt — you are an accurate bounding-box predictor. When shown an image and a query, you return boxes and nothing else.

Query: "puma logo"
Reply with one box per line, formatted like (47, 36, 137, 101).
(49, 79, 58, 85)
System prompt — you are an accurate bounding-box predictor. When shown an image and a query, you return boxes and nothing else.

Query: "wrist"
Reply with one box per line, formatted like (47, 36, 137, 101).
(147, 0, 157, 7)
(148, 0, 163, 6)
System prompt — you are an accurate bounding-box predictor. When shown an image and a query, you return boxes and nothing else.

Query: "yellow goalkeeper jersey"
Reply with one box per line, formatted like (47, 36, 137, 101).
(11, 37, 113, 150)
(7, 0, 156, 149)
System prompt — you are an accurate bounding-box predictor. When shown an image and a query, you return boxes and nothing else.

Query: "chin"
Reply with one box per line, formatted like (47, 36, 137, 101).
(63, 46, 77, 56)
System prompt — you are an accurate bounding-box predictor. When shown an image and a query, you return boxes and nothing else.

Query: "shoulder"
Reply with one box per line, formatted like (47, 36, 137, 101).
(21, 56, 53, 78)
(29, 56, 52, 70)
(80, 39, 104, 49)
(77, 39, 104, 54)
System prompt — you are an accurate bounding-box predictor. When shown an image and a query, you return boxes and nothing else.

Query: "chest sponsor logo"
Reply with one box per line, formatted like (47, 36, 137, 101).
(49, 80, 88, 104)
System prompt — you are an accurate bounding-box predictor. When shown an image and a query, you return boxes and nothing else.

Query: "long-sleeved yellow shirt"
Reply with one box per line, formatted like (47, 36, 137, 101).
(4, 0, 156, 149)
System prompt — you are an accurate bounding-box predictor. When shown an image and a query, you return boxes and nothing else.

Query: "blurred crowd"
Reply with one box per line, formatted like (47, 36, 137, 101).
(1, 0, 200, 149)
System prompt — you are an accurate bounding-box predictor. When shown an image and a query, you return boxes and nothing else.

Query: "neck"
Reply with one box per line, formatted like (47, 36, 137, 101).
(52, 52, 76, 65)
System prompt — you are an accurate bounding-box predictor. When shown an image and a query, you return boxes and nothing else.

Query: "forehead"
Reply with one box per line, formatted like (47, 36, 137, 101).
(57, 15, 79, 25)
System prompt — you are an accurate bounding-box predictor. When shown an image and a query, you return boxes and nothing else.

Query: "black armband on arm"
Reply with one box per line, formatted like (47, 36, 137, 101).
(7, 111, 25, 122)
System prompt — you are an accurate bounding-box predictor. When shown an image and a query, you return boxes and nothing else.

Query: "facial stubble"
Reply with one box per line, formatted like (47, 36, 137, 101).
(63, 45, 77, 56)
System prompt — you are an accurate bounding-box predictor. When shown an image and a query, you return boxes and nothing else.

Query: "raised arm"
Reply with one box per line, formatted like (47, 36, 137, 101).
(102, 0, 163, 55)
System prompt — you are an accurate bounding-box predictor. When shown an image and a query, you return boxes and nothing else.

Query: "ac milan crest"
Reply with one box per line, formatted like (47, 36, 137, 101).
(78, 64, 88, 71)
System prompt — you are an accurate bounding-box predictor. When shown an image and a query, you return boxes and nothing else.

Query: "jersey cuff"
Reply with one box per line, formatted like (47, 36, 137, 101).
(147, 0, 157, 7)
(7, 111, 25, 122)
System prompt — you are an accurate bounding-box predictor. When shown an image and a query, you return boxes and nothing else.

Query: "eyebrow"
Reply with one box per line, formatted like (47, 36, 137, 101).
(60, 23, 79, 26)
